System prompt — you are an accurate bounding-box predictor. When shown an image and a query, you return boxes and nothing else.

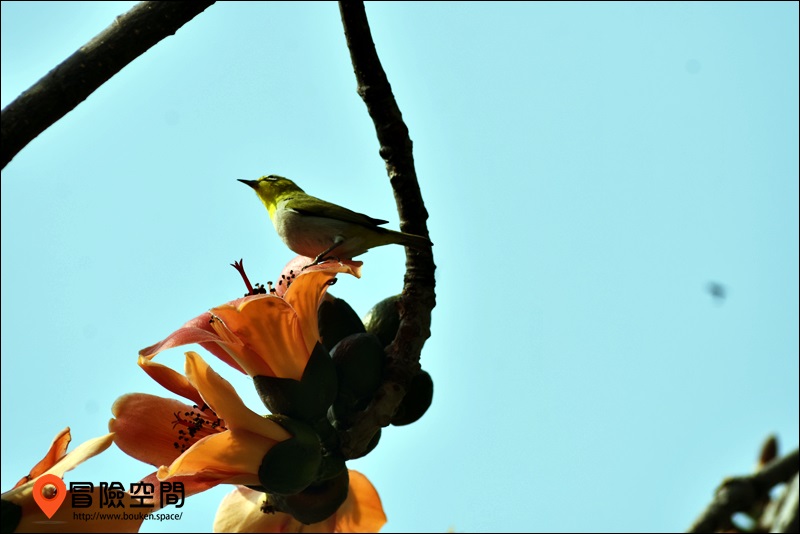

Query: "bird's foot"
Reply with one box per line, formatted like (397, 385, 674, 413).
(302, 254, 341, 271)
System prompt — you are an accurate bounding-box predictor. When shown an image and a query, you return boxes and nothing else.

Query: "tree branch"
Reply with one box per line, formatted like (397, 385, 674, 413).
(1, 1, 214, 170)
(768, 473, 799, 533)
(337, 1, 436, 459)
(688, 448, 800, 532)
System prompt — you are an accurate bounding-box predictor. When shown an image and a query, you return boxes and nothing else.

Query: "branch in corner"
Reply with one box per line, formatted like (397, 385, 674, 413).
(688, 447, 799, 533)
(1, 1, 215, 170)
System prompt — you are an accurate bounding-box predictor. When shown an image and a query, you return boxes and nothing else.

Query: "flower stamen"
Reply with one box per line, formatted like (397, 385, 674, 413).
(170, 405, 228, 453)
(230, 259, 254, 296)
(231, 259, 269, 296)
(260, 496, 277, 515)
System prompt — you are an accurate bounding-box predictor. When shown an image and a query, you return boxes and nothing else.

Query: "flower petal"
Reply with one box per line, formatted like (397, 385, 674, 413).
(110, 393, 221, 467)
(334, 470, 387, 533)
(213, 486, 296, 533)
(139, 471, 222, 511)
(283, 271, 338, 355)
(14, 427, 71, 488)
(2, 433, 113, 513)
(211, 297, 309, 381)
(156, 429, 269, 486)
(211, 470, 385, 533)
(275, 257, 363, 298)
(184, 352, 290, 442)
(45, 433, 115, 478)
(207, 309, 279, 378)
(140, 307, 248, 374)
(138, 356, 205, 407)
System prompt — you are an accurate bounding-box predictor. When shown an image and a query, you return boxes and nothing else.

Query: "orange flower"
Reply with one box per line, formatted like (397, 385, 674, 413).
(113, 257, 383, 529)
(1, 429, 146, 533)
(111, 352, 292, 489)
(140, 258, 361, 382)
(212, 471, 386, 533)
(11, 427, 71, 489)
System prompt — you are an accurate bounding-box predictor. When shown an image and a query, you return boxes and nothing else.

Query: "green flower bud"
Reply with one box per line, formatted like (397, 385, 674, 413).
(318, 296, 366, 351)
(392, 370, 433, 426)
(363, 295, 401, 348)
(271, 469, 350, 525)
(316, 451, 347, 482)
(331, 333, 385, 401)
(258, 416, 322, 496)
(254, 342, 338, 423)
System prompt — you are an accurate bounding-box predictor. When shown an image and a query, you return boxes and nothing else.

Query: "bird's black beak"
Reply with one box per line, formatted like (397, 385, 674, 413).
(238, 179, 258, 189)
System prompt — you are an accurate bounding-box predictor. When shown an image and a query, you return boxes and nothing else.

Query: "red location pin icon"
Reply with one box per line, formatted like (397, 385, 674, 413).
(33, 474, 67, 519)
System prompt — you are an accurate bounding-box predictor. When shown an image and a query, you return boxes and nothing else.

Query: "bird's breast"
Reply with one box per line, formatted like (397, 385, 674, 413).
(274, 204, 368, 259)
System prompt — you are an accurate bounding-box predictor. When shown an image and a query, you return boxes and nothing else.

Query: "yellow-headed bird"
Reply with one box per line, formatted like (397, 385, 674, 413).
(239, 175, 432, 266)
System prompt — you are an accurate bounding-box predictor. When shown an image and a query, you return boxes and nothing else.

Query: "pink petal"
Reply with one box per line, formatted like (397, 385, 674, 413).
(140, 308, 248, 374)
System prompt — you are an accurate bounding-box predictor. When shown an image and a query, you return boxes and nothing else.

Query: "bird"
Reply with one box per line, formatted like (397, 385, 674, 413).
(239, 175, 432, 266)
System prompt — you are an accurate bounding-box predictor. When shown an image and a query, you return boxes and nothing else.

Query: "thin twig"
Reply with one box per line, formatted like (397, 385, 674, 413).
(1, 1, 214, 170)
(688, 448, 799, 532)
(337, 1, 436, 459)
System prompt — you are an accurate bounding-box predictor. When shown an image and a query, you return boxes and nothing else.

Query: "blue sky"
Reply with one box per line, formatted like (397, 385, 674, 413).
(2, 2, 798, 532)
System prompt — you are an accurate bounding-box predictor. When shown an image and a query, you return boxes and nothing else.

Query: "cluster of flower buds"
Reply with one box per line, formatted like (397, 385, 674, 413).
(321, 294, 433, 431)
(250, 291, 433, 523)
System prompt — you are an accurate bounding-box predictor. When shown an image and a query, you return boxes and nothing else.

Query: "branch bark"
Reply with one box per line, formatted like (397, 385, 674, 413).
(688, 448, 800, 532)
(1, 1, 214, 170)
(337, 1, 436, 459)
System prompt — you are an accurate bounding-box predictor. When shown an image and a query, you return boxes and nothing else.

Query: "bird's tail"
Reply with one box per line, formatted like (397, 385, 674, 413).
(381, 228, 433, 250)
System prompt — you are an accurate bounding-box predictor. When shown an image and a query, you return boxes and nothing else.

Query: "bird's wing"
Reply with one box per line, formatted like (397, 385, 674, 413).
(287, 195, 389, 227)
